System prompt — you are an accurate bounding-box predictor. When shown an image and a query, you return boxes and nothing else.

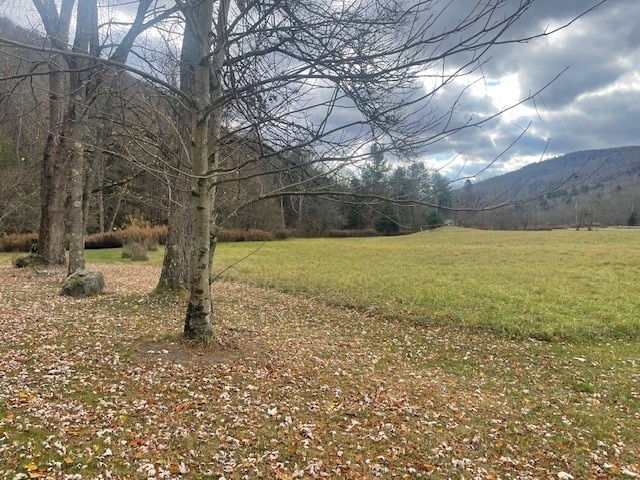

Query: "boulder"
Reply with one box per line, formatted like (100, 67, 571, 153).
(60, 270, 105, 298)
(13, 254, 46, 268)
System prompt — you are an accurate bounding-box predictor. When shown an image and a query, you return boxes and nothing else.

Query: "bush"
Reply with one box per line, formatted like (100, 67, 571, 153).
(131, 242, 149, 261)
(0, 233, 38, 252)
(121, 240, 133, 259)
(84, 231, 123, 249)
(85, 225, 167, 249)
(425, 211, 443, 228)
(375, 216, 400, 235)
(324, 229, 379, 238)
(122, 240, 148, 261)
(272, 228, 294, 240)
(217, 228, 274, 242)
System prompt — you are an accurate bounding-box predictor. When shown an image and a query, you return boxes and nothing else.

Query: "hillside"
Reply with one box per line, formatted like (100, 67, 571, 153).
(455, 146, 640, 229)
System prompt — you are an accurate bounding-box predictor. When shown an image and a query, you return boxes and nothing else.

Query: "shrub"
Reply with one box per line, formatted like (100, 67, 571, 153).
(324, 229, 379, 238)
(131, 242, 149, 261)
(425, 211, 443, 228)
(121, 239, 148, 261)
(85, 225, 167, 249)
(144, 236, 159, 251)
(217, 228, 274, 242)
(375, 216, 400, 235)
(122, 213, 152, 229)
(121, 239, 133, 259)
(84, 231, 123, 249)
(0, 232, 38, 252)
(272, 228, 294, 240)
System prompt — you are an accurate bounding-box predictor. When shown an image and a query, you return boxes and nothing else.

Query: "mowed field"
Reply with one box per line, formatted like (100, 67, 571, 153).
(0, 228, 639, 479)
(214, 227, 640, 342)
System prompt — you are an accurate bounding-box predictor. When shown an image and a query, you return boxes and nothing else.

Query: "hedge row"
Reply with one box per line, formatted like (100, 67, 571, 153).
(0, 226, 387, 252)
(0, 232, 38, 252)
(85, 226, 168, 249)
(0, 227, 168, 253)
(323, 228, 380, 238)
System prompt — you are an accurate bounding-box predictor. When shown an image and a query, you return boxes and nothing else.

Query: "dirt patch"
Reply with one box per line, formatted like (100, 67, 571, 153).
(136, 328, 261, 365)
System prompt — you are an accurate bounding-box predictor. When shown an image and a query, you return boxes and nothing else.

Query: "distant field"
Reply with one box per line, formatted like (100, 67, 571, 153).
(210, 228, 640, 342)
(3, 227, 638, 341)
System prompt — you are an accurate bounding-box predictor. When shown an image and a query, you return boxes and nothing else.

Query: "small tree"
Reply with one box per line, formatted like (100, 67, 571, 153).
(425, 210, 443, 228)
(375, 203, 400, 235)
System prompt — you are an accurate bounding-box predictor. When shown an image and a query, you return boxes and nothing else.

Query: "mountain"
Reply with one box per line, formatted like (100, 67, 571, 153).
(455, 146, 640, 229)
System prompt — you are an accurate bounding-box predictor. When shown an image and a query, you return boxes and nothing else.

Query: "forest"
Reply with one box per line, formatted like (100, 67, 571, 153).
(0, 12, 452, 242)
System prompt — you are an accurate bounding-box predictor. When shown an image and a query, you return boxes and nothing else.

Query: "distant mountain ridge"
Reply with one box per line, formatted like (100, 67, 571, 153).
(470, 146, 640, 201)
(456, 146, 640, 229)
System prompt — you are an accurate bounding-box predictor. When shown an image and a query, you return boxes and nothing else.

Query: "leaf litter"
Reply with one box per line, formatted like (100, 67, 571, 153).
(0, 264, 639, 479)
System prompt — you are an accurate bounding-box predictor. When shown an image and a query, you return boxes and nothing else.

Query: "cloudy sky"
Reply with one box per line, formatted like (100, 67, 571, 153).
(2, 0, 638, 180)
(421, 0, 640, 179)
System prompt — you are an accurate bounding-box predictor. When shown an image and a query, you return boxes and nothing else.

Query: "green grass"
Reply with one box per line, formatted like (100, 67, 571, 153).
(209, 228, 640, 342)
(0, 246, 165, 266)
(5, 228, 639, 341)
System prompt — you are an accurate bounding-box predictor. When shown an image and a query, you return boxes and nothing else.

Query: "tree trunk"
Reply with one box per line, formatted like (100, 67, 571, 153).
(156, 3, 198, 293)
(67, 140, 86, 274)
(184, 0, 229, 338)
(67, 0, 96, 275)
(158, 170, 191, 292)
(38, 67, 73, 266)
(30, 0, 76, 266)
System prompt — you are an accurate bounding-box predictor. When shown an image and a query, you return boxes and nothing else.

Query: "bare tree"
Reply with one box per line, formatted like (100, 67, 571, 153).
(2, 1, 177, 271)
(30, 0, 76, 265)
(160, 0, 605, 337)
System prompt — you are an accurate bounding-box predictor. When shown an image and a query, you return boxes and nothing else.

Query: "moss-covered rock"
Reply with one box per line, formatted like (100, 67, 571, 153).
(60, 270, 105, 298)
(13, 254, 47, 268)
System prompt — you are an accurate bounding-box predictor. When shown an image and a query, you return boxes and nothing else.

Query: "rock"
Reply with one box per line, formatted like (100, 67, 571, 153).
(60, 270, 105, 298)
(13, 254, 46, 268)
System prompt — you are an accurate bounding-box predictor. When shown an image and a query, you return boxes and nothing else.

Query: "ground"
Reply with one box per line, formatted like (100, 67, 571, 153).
(0, 263, 639, 479)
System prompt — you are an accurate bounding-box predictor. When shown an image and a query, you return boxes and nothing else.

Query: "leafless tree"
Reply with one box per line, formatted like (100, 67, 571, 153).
(167, 0, 605, 338)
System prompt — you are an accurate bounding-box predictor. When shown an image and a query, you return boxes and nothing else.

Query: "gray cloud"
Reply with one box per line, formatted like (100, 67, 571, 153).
(419, 0, 640, 177)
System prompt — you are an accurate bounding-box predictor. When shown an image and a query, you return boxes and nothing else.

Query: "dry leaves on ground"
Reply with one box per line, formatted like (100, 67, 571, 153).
(0, 264, 639, 479)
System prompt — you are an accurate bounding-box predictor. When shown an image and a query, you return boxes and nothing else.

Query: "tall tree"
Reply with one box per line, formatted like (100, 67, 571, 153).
(22, 0, 173, 272)
(31, 0, 76, 265)
(66, 0, 98, 274)
(172, 0, 603, 337)
(182, 0, 226, 338)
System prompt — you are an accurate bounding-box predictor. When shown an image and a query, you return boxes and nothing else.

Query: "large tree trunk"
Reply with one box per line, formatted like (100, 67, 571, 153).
(31, 0, 76, 266)
(156, 5, 198, 293)
(38, 67, 73, 266)
(158, 170, 191, 292)
(67, 0, 97, 275)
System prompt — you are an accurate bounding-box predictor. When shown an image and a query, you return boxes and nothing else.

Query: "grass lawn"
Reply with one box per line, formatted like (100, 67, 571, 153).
(211, 227, 640, 342)
(0, 228, 638, 479)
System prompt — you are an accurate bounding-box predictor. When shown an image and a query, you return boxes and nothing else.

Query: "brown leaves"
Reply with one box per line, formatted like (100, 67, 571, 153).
(24, 463, 47, 479)
(172, 400, 195, 413)
(0, 264, 639, 479)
